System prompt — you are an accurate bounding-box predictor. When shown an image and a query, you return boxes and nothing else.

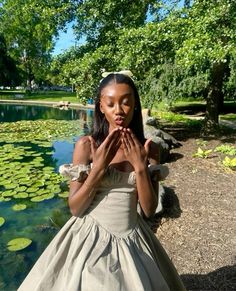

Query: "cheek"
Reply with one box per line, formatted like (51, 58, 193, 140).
(126, 107, 134, 122)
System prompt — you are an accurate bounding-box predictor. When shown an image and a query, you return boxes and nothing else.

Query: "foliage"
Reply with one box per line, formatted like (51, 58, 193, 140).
(220, 113, 236, 121)
(0, 120, 87, 204)
(0, 34, 21, 86)
(1, 0, 234, 135)
(196, 139, 208, 147)
(7, 237, 32, 251)
(12, 204, 27, 211)
(222, 156, 236, 170)
(74, 0, 154, 44)
(192, 147, 212, 158)
(175, 0, 236, 132)
(215, 144, 236, 156)
(0, 217, 5, 227)
(0, 0, 75, 87)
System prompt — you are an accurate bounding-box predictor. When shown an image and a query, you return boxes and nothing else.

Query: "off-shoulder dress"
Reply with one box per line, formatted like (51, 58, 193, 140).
(18, 164, 185, 291)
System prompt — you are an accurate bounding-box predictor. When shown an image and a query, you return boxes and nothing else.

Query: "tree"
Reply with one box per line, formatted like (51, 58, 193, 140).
(48, 0, 235, 137)
(0, 0, 75, 89)
(175, 0, 236, 134)
(0, 34, 21, 86)
(74, 0, 155, 45)
(52, 1, 185, 103)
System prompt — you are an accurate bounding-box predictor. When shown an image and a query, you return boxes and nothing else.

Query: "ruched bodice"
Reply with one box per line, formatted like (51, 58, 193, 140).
(86, 167, 138, 237)
(18, 164, 186, 291)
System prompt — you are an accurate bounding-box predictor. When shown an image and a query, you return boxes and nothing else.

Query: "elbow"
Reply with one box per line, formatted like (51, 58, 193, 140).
(69, 205, 84, 217)
(69, 207, 78, 217)
(144, 210, 155, 219)
(68, 199, 84, 217)
(143, 200, 158, 218)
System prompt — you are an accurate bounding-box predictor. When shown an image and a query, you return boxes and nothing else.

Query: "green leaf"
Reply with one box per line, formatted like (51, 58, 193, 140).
(12, 204, 27, 211)
(7, 238, 32, 251)
(0, 217, 5, 227)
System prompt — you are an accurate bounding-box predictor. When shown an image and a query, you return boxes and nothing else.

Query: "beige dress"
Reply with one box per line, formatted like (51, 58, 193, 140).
(18, 164, 185, 291)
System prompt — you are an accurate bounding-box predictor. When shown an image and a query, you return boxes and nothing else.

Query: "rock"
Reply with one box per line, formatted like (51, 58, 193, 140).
(142, 109, 182, 163)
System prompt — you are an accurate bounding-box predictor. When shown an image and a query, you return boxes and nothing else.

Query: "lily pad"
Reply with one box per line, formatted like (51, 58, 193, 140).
(0, 217, 5, 227)
(13, 192, 29, 199)
(16, 186, 27, 192)
(30, 196, 46, 202)
(26, 187, 39, 193)
(3, 191, 16, 197)
(4, 184, 18, 190)
(12, 204, 27, 211)
(7, 237, 32, 251)
(0, 197, 11, 202)
(42, 193, 55, 200)
(58, 192, 69, 198)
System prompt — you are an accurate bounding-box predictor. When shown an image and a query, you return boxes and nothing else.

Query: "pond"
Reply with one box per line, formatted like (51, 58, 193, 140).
(0, 103, 91, 122)
(0, 104, 93, 290)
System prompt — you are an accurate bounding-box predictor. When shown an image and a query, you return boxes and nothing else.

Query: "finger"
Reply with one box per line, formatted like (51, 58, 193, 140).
(103, 128, 120, 148)
(144, 138, 152, 154)
(122, 136, 130, 156)
(125, 130, 139, 149)
(125, 131, 135, 147)
(122, 134, 130, 151)
(109, 129, 122, 149)
(113, 139, 122, 152)
(89, 136, 97, 157)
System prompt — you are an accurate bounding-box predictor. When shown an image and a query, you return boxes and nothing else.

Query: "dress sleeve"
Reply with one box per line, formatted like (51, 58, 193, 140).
(148, 164, 169, 181)
(59, 164, 91, 182)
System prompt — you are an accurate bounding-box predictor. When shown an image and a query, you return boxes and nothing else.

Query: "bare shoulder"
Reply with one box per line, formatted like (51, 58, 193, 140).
(73, 135, 92, 165)
(148, 140, 160, 164)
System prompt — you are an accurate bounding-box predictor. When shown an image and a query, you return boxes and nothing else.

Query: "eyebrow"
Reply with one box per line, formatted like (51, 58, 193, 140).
(101, 93, 132, 98)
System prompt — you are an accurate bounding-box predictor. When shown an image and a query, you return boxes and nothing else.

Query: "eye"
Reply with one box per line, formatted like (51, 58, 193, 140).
(122, 98, 130, 105)
(107, 102, 114, 107)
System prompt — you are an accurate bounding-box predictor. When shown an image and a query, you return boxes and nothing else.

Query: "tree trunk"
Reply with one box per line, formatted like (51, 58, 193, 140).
(201, 62, 225, 136)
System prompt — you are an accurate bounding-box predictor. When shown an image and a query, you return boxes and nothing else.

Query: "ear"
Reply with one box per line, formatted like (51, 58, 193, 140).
(99, 102, 104, 114)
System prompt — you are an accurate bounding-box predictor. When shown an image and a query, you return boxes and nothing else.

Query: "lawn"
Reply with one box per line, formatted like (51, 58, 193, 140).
(0, 90, 79, 103)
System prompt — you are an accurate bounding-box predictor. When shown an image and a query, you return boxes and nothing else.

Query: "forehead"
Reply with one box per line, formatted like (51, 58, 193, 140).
(100, 83, 134, 99)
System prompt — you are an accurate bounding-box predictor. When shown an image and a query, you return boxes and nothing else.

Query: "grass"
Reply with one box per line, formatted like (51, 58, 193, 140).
(152, 109, 202, 130)
(0, 90, 79, 103)
(220, 113, 236, 121)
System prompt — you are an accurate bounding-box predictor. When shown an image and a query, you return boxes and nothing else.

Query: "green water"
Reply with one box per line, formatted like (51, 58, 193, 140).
(0, 198, 70, 290)
(0, 104, 93, 290)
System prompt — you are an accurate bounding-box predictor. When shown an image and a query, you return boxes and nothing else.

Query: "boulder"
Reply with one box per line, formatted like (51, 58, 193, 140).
(142, 109, 182, 163)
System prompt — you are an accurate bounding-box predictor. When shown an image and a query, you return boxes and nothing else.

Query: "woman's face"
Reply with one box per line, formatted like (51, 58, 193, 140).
(100, 82, 135, 131)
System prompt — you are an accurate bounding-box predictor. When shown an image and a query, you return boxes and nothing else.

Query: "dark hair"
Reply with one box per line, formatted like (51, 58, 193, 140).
(92, 73, 145, 146)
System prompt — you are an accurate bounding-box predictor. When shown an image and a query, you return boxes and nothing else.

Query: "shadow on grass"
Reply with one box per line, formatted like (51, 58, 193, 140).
(181, 264, 236, 291)
(161, 121, 236, 143)
(172, 101, 236, 115)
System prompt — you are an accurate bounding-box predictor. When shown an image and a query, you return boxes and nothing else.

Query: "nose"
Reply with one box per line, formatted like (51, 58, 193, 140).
(115, 103, 123, 115)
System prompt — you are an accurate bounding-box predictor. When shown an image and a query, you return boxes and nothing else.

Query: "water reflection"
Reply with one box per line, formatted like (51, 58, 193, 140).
(0, 103, 94, 123)
(0, 104, 94, 290)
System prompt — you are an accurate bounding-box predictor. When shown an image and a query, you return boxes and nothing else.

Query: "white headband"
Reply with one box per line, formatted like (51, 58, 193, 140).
(101, 70, 134, 79)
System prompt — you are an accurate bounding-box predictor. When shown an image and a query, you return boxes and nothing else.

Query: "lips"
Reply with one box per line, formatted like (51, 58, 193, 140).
(115, 117, 124, 126)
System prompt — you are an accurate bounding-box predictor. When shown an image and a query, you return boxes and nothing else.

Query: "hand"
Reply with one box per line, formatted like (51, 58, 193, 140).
(122, 129, 152, 172)
(89, 128, 122, 170)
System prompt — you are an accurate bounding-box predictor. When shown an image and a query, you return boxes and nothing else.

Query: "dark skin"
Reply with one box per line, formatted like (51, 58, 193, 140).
(69, 83, 159, 217)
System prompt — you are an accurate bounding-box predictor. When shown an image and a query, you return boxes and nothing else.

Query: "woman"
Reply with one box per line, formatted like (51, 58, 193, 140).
(18, 72, 185, 291)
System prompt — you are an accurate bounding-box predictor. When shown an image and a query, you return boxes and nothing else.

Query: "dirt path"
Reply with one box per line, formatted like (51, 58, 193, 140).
(154, 132, 236, 290)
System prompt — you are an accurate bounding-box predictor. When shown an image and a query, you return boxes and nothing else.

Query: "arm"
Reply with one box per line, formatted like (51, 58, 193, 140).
(148, 141, 160, 197)
(68, 136, 104, 217)
(69, 129, 122, 217)
(122, 130, 158, 217)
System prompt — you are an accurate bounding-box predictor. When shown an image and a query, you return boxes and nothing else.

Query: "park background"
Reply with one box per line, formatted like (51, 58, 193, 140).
(0, 0, 236, 290)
